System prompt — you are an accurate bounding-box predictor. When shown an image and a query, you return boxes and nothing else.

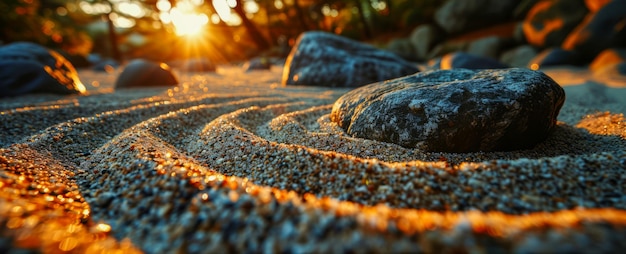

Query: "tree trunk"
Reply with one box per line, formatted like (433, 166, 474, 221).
(353, 0, 372, 39)
(292, 0, 309, 32)
(233, 0, 271, 50)
(105, 12, 123, 62)
(264, 0, 274, 40)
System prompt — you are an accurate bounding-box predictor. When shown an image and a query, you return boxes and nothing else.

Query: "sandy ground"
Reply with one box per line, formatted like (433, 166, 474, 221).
(1, 65, 625, 253)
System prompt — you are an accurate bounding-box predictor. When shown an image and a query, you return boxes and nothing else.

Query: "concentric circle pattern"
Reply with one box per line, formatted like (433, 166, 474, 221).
(1, 67, 626, 252)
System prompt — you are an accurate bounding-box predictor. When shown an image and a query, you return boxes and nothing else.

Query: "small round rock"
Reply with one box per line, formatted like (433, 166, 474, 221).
(115, 59, 178, 88)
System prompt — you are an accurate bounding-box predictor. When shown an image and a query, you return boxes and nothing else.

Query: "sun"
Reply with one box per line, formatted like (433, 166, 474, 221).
(157, 0, 209, 37)
(171, 9, 209, 37)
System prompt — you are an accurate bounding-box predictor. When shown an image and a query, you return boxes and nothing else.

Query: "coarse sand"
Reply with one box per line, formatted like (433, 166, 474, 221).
(1, 65, 625, 253)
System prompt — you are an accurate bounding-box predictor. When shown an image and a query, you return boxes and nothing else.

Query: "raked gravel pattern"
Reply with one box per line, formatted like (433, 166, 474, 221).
(1, 66, 626, 253)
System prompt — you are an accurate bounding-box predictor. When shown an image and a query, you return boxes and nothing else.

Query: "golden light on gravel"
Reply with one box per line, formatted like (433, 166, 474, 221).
(576, 112, 626, 138)
(0, 146, 141, 253)
(2, 67, 626, 252)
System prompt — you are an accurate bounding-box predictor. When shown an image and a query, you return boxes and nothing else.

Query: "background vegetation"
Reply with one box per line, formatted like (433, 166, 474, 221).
(1, 0, 442, 63)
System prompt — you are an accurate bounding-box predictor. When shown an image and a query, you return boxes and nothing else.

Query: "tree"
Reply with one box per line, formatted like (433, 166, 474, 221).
(353, 0, 372, 39)
(1, 0, 92, 54)
(232, 0, 270, 50)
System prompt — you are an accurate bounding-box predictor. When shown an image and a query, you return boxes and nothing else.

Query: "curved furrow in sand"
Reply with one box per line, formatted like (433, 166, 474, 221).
(13, 95, 261, 164)
(66, 104, 626, 253)
(2, 68, 626, 252)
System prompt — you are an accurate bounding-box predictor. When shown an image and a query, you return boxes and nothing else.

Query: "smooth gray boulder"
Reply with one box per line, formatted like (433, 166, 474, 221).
(0, 42, 85, 97)
(330, 68, 565, 152)
(282, 31, 419, 88)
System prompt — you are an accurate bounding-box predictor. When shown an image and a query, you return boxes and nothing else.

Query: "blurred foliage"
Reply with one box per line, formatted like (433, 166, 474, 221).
(1, 0, 444, 63)
(0, 0, 93, 55)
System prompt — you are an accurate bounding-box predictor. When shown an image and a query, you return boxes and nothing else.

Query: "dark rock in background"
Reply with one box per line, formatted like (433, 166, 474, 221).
(616, 63, 626, 75)
(386, 38, 417, 61)
(513, 22, 527, 44)
(529, 47, 585, 68)
(500, 45, 538, 68)
(243, 57, 272, 72)
(92, 59, 120, 73)
(590, 48, 626, 77)
(594, 62, 626, 76)
(513, 0, 540, 20)
(0, 42, 85, 97)
(434, 0, 519, 35)
(589, 48, 626, 72)
(430, 52, 509, 70)
(427, 40, 469, 60)
(562, 0, 626, 61)
(523, 0, 588, 48)
(282, 31, 418, 88)
(178, 58, 216, 72)
(466, 36, 506, 59)
(388, 0, 622, 74)
(56, 49, 91, 69)
(386, 24, 446, 62)
(409, 24, 445, 62)
(330, 68, 565, 152)
(115, 59, 178, 88)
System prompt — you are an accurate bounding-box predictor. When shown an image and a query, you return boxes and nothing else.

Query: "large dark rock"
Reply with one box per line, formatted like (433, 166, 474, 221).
(523, 0, 588, 48)
(330, 68, 565, 152)
(0, 42, 85, 97)
(282, 31, 419, 88)
(562, 0, 626, 60)
(115, 59, 178, 88)
(434, 0, 519, 34)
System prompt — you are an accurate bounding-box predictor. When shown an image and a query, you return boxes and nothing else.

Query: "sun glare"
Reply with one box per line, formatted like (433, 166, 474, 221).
(171, 9, 209, 36)
(213, 0, 242, 25)
(158, 0, 209, 37)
